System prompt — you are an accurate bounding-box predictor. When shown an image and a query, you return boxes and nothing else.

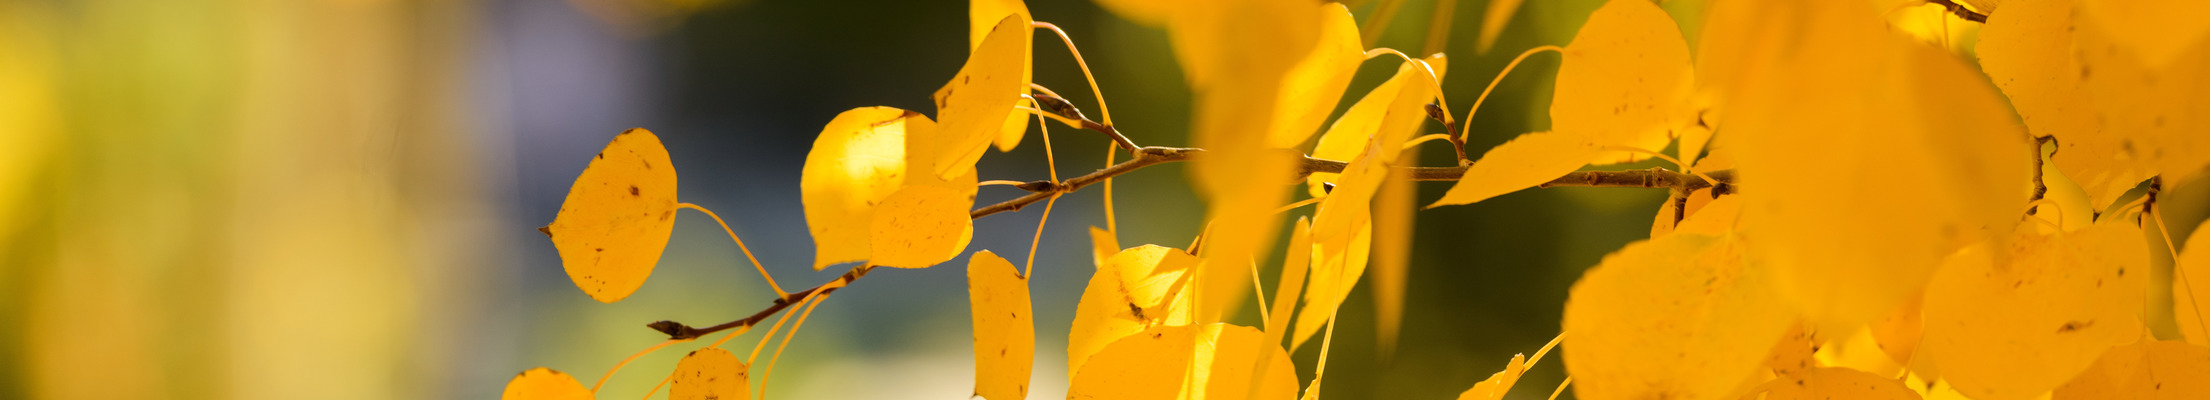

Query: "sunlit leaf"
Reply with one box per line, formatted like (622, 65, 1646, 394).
(1712, 1, 2033, 331)
(2069, 5, 2210, 192)
(2052, 340, 2210, 399)
(545, 128, 681, 303)
(1066, 323, 1299, 400)
(1562, 234, 1791, 400)
(1429, 131, 1602, 208)
(1089, 225, 1121, 268)
(969, 0, 1033, 152)
(867, 184, 975, 268)
(1554, 0, 1696, 165)
(2077, 0, 2210, 70)
(1922, 219, 2148, 400)
(967, 250, 1034, 400)
(1761, 367, 1922, 400)
(1267, 2, 1362, 149)
(1307, 54, 1448, 196)
(933, 13, 1033, 178)
(1174, 0, 1318, 304)
(801, 107, 922, 270)
(1977, 0, 2149, 206)
(501, 368, 592, 400)
(1068, 244, 1197, 375)
(671, 348, 750, 400)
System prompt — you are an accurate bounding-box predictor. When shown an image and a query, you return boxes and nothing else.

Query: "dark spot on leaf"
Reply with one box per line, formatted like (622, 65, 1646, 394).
(630, 185, 641, 196)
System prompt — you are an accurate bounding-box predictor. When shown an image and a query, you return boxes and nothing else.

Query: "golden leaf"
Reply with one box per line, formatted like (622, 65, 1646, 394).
(967, 251, 1034, 400)
(545, 128, 681, 303)
(501, 368, 593, 400)
(671, 348, 750, 400)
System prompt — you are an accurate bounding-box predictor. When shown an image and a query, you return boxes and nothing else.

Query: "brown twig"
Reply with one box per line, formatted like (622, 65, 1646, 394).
(1924, 0, 1990, 23)
(647, 265, 874, 340)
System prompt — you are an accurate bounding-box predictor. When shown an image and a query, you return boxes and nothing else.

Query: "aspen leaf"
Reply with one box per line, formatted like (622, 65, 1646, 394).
(671, 348, 750, 400)
(2069, 11, 2210, 192)
(1267, 2, 1362, 149)
(1457, 352, 1533, 400)
(1429, 131, 1602, 208)
(802, 107, 921, 270)
(1720, 14, 2032, 332)
(501, 368, 592, 400)
(1554, 0, 1695, 165)
(2077, 0, 2210, 70)
(1869, 292, 1926, 367)
(2052, 340, 2210, 399)
(868, 184, 975, 268)
(1761, 367, 1923, 400)
(1307, 54, 1448, 196)
(545, 128, 680, 303)
(1175, 0, 1317, 293)
(1292, 222, 1370, 351)
(1977, 0, 2151, 206)
(968, 0, 1032, 152)
(1066, 323, 1298, 400)
(1476, 0, 1526, 54)
(966, 251, 1034, 400)
(1296, 143, 1378, 349)
(2179, 218, 2210, 346)
(1562, 234, 1791, 400)
(1922, 219, 2147, 400)
(1068, 244, 1196, 375)
(933, 13, 1032, 179)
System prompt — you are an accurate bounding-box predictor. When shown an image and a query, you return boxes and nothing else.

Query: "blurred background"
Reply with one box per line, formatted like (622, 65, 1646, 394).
(2, 0, 2118, 399)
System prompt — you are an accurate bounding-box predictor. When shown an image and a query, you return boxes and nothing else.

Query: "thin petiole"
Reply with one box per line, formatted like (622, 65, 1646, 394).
(1032, 21, 1115, 126)
(1462, 45, 1564, 144)
(591, 339, 690, 394)
(678, 203, 788, 298)
(758, 292, 832, 400)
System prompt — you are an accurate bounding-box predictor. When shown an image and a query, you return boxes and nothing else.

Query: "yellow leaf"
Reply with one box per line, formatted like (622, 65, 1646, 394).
(1429, 131, 1602, 208)
(801, 107, 922, 270)
(2179, 218, 2210, 346)
(1977, 0, 2149, 206)
(1267, 2, 1363, 149)
(1869, 293, 1926, 367)
(1562, 234, 1791, 400)
(1457, 351, 1536, 400)
(1306, 54, 1448, 196)
(1068, 244, 1197, 375)
(1554, 0, 1695, 165)
(501, 368, 593, 400)
(2077, 0, 2210, 70)
(1761, 367, 1922, 400)
(1922, 219, 2148, 400)
(967, 251, 1034, 400)
(671, 348, 750, 400)
(1296, 143, 1379, 349)
(1175, 0, 1318, 297)
(1716, 5, 2032, 331)
(1066, 323, 1299, 400)
(2053, 340, 2210, 399)
(1476, 0, 1526, 54)
(545, 128, 681, 303)
(868, 184, 975, 268)
(933, 13, 1033, 179)
(969, 0, 1033, 152)
(2070, 8, 2210, 192)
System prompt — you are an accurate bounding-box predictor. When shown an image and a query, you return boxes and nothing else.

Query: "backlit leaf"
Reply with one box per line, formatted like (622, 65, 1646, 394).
(1088, 225, 1121, 268)
(1068, 244, 1197, 375)
(801, 107, 922, 270)
(1714, 2, 2033, 331)
(1977, 0, 2150, 206)
(1174, 0, 1318, 305)
(967, 250, 1034, 400)
(933, 13, 1033, 179)
(1562, 234, 1791, 400)
(1554, 0, 1695, 165)
(2070, 7, 2210, 192)
(867, 184, 975, 268)
(968, 0, 1033, 152)
(545, 128, 681, 303)
(501, 368, 592, 400)
(1922, 219, 2148, 400)
(1429, 131, 1602, 208)
(2052, 340, 2210, 399)
(1307, 54, 1448, 196)
(671, 348, 750, 400)
(1066, 323, 1298, 400)
(1266, 2, 1361, 149)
